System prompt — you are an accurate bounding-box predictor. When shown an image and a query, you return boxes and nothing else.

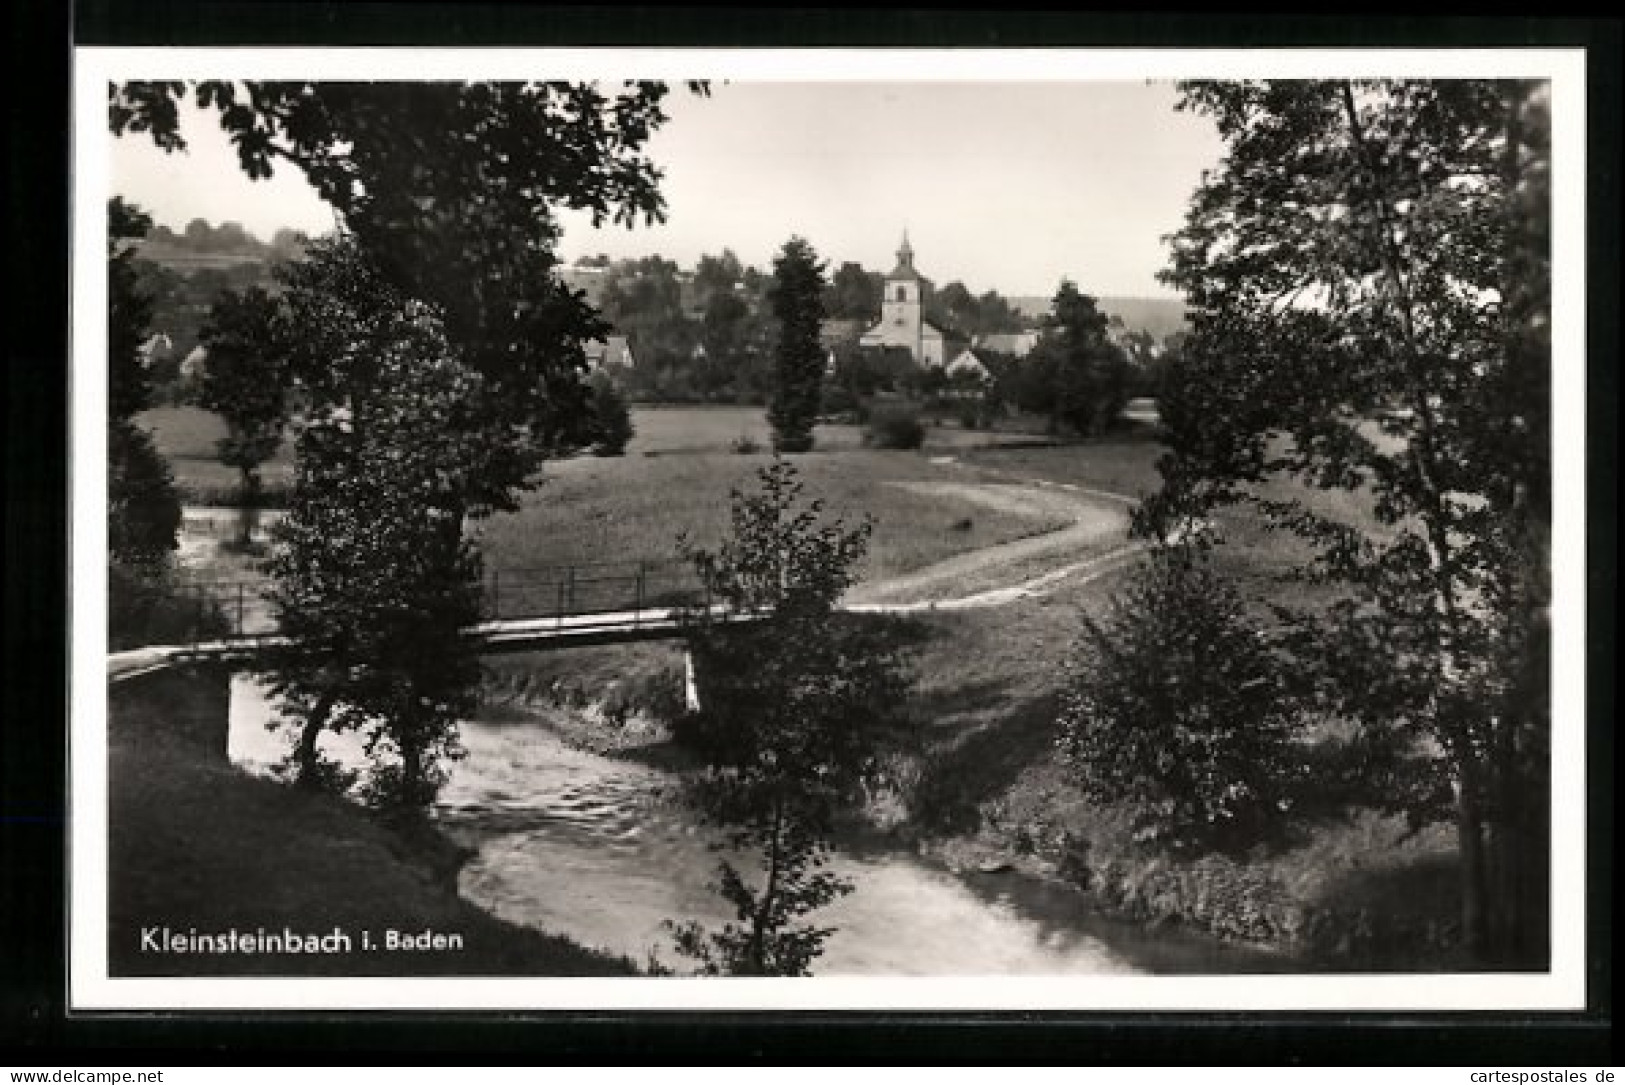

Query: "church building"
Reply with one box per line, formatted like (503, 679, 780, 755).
(859, 233, 949, 369)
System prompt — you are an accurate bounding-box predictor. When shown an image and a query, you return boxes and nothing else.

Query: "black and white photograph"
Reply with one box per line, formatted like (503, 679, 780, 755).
(71, 46, 1589, 1012)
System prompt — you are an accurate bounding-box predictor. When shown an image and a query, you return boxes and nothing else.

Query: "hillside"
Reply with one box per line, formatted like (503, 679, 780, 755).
(1010, 294, 1188, 341)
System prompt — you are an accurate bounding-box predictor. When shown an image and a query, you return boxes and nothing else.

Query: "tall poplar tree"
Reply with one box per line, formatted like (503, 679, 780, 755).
(766, 237, 827, 453)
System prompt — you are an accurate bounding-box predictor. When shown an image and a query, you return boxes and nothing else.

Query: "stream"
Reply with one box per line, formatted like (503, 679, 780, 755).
(227, 675, 1289, 976)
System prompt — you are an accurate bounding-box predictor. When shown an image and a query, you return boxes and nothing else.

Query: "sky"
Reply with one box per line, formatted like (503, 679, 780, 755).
(109, 80, 1226, 299)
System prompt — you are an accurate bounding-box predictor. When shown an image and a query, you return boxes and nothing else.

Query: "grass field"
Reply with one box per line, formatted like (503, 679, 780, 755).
(137, 405, 295, 502)
(478, 448, 1071, 585)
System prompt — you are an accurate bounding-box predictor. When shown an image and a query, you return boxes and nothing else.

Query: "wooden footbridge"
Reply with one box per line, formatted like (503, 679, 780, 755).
(107, 561, 756, 683)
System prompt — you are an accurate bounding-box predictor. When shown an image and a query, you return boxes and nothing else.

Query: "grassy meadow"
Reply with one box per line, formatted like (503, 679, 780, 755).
(143, 403, 1079, 585)
(138, 405, 295, 504)
(479, 447, 1071, 584)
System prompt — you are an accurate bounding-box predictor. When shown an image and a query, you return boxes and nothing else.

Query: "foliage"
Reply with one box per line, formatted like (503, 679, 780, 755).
(585, 371, 635, 456)
(112, 78, 701, 514)
(1151, 78, 1552, 964)
(766, 237, 828, 453)
(823, 261, 884, 321)
(197, 287, 291, 510)
(1058, 544, 1301, 853)
(865, 403, 926, 450)
(112, 80, 703, 813)
(109, 198, 158, 422)
(668, 460, 914, 974)
(600, 254, 698, 368)
(107, 560, 227, 654)
(107, 419, 183, 572)
(924, 280, 1026, 340)
(1024, 281, 1132, 436)
(108, 197, 183, 576)
(264, 241, 485, 811)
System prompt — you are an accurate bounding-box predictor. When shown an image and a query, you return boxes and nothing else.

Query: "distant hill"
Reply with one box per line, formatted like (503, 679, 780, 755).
(134, 219, 309, 273)
(1009, 294, 1188, 341)
(124, 220, 307, 391)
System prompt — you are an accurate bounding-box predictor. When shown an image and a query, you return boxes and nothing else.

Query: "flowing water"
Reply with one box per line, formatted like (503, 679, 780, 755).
(229, 676, 1289, 976)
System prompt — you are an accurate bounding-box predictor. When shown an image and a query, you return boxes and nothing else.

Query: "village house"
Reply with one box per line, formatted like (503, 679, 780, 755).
(583, 335, 635, 370)
(972, 330, 1040, 359)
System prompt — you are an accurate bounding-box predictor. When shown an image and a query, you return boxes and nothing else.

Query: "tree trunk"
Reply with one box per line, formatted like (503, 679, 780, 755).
(1455, 750, 1489, 960)
(237, 467, 259, 548)
(296, 692, 336, 789)
(402, 735, 425, 810)
(750, 801, 785, 976)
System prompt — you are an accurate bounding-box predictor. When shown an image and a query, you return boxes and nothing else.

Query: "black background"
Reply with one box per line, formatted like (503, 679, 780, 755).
(4, 3, 1615, 1064)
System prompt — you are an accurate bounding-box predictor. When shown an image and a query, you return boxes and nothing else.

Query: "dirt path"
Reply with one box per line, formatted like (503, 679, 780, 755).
(847, 466, 1145, 610)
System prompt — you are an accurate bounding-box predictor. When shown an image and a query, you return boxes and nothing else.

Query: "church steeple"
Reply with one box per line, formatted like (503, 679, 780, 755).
(887, 230, 923, 282)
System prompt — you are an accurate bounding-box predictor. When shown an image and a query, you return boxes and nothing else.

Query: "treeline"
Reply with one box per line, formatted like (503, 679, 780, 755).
(124, 218, 314, 403)
(142, 218, 309, 262)
(584, 250, 1049, 406)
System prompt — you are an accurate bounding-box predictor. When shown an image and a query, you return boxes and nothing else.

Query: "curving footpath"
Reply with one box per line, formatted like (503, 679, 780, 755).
(108, 460, 1150, 679)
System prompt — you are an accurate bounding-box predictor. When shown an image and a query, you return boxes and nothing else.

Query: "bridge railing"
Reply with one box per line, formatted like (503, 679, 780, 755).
(109, 571, 279, 652)
(110, 560, 713, 653)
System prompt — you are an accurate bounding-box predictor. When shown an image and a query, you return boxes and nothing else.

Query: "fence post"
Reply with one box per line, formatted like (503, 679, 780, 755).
(492, 568, 500, 619)
(555, 577, 566, 631)
(635, 563, 645, 627)
(236, 582, 244, 636)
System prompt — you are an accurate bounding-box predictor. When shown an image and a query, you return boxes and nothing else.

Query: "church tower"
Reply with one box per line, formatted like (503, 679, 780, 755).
(879, 232, 924, 352)
(860, 231, 947, 367)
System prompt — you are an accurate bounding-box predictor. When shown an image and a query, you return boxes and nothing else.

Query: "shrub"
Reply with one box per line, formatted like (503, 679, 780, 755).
(108, 563, 230, 650)
(730, 433, 761, 455)
(1057, 545, 1300, 854)
(866, 404, 925, 450)
(587, 374, 634, 456)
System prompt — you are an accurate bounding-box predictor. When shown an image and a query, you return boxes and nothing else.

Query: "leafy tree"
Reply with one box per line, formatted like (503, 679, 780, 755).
(766, 237, 827, 452)
(669, 460, 914, 975)
(109, 197, 156, 422)
(107, 198, 181, 574)
(585, 370, 635, 456)
(1026, 281, 1132, 436)
(265, 240, 484, 808)
(113, 82, 698, 803)
(693, 248, 744, 301)
(694, 289, 754, 400)
(107, 419, 182, 574)
(1151, 78, 1551, 964)
(823, 261, 883, 321)
(197, 286, 290, 538)
(600, 254, 697, 369)
(1058, 542, 1300, 853)
(112, 79, 702, 514)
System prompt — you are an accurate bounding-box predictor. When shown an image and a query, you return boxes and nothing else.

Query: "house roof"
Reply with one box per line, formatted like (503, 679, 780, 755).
(819, 318, 869, 347)
(885, 260, 926, 283)
(974, 331, 1040, 357)
(584, 335, 635, 368)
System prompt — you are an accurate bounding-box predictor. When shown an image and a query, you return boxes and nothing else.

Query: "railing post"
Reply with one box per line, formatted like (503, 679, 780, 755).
(635, 562, 645, 627)
(236, 582, 244, 636)
(492, 568, 501, 619)
(556, 577, 566, 631)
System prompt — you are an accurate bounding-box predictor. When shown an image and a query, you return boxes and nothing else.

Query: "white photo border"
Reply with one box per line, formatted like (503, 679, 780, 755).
(70, 45, 1590, 1012)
